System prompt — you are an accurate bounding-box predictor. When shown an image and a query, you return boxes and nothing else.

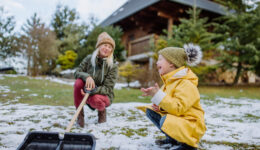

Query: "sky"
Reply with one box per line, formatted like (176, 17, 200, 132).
(0, 0, 128, 32)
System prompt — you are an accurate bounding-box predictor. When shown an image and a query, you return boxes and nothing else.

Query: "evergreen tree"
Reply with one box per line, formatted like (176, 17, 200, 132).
(0, 7, 17, 58)
(214, 0, 260, 84)
(51, 4, 88, 54)
(166, 8, 218, 59)
(51, 4, 79, 39)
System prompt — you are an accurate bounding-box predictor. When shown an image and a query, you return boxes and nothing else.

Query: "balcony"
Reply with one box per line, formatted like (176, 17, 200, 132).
(128, 34, 157, 57)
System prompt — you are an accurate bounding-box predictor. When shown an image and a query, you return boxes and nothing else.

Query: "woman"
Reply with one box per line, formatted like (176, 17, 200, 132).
(74, 32, 118, 127)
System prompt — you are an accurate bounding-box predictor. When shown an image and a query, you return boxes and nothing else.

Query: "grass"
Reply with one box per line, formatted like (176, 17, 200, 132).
(200, 140, 260, 150)
(199, 85, 260, 100)
(0, 76, 260, 107)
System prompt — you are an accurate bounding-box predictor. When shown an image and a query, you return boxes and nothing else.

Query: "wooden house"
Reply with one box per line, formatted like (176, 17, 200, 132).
(100, 0, 225, 69)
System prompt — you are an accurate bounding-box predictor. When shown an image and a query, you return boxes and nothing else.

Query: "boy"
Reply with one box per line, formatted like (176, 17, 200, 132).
(139, 44, 206, 150)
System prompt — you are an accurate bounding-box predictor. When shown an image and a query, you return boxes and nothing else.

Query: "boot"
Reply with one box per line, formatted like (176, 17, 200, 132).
(155, 137, 178, 146)
(76, 109, 84, 127)
(98, 109, 106, 123)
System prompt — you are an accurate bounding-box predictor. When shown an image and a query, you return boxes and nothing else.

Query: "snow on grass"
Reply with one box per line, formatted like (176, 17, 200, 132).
(43, 95, 52, 99)
(0, 75, 259, 149)
(202, 97, 260, 144)
(28, 93, 38, 97)
(0, 96, 259, 149)
(0, 85, 10, 93)
(0, 53, 27, 74)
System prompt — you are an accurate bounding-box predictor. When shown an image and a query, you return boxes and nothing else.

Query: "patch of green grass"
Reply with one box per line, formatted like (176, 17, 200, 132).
(16, 131, 24, 135)
(114, 88, 151, 103)
(1, 76, 260, 107)
(120, 127, 135, 137)
(199, 86, 260, 100)
(243, 113, 260, 122)
(0, 76, 73, 106)
(120, 127, 148, 137)
(101, 129, 116, 136)
(136, 128, 148, 136)
(127, 116, 136, 121)
(200, 140, 260, 150)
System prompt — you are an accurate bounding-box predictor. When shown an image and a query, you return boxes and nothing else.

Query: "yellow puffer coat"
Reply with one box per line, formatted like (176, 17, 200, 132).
(137, 66, 206, 147)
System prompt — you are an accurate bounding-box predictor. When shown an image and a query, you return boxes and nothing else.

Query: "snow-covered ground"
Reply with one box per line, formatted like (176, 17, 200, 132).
(0, 75, 259, 149)
(0, 53, 27, 74)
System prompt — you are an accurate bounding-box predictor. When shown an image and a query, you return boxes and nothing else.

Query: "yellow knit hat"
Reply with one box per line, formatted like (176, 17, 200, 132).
(95, 32, 115, 50)
(158, 44, 202, 67)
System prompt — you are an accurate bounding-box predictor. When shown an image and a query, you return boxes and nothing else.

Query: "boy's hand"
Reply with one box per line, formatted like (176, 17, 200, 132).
(152, 104, 160, 112)
(140, 83, 159, 97)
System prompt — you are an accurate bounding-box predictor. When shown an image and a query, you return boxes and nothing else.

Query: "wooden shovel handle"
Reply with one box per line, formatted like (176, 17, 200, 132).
(65, 93, 89, 132)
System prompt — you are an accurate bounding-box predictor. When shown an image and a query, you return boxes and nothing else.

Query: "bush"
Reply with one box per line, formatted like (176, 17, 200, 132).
(118, 61, 140, 87)
(191, 65, 218, 83)
(57, 50, 77, 70)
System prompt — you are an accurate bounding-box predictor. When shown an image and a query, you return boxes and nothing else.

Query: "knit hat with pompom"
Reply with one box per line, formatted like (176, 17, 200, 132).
(158, 43, 202, 67)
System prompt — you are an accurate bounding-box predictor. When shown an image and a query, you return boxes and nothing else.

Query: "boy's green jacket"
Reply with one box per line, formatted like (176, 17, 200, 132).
(74, 54, 118, 104)
(137, 66, 206, 148)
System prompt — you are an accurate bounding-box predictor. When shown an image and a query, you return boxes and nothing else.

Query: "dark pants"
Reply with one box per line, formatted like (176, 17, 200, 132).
(146, 108, 176, 142)
(146, 108, 197, 150)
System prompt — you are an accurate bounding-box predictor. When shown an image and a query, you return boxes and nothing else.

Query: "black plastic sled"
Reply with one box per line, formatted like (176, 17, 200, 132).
(17, 131, 96, 150)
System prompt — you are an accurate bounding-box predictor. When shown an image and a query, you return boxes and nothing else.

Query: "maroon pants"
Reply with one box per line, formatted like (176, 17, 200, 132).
(74, 79, 110, 111)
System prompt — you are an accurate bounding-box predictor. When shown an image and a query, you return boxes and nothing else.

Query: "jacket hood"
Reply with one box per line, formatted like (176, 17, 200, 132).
(161, 66, 198, 86)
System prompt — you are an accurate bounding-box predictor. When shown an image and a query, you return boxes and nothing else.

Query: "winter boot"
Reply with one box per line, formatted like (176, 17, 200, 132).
(98, 109, 106, 123)
(76, 109, 84, 127)
(155, 137, 178, 146)
(172, 143, 197, 150)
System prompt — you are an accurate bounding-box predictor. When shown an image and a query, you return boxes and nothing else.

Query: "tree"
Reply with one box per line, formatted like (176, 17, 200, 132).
(166, 8, 218, 59)
(21, 13, 59, 76)
(51, 4, 79, 39)
(214, 0, 260, 84)
(0, 7, 17, 58)
(118, 61, 140, 87)
(51, 4, 88, 54)
(75, 25, 125, 66)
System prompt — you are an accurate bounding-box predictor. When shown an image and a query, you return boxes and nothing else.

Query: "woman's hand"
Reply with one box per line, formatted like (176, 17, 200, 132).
(140, 83, 159, 97)
(152, 104, 160, 112)
(81, 76, 95, 96)
(85, 76, 95, 90)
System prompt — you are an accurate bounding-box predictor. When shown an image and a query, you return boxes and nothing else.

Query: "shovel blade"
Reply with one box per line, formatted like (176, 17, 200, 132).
(17, 131, 96, 150)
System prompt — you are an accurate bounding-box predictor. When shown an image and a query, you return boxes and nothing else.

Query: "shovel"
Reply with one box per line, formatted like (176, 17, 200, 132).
(17, 89, 96, 150)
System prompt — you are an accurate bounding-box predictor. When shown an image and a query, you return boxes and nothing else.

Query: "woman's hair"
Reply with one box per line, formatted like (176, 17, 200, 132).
(91, 47, 114, 68)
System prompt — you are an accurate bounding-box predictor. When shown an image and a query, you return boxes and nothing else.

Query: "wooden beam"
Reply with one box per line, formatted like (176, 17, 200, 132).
(157, 11, 173, 39)
(157, 11, 172, 19)
(168, 18, 173, 39)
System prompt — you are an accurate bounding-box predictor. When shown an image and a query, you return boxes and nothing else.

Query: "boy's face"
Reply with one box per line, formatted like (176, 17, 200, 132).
(156, 55, 175, 75)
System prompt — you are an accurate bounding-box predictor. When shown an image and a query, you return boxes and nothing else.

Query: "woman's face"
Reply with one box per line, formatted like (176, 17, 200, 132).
(99, 43, 113, 58)
(156, 55, 175, 75)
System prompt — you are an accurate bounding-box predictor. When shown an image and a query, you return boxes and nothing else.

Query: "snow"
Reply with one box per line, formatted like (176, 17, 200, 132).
(0, 98, 259, 149)
(114, 81, 141, 89)
(0, 53, 27, 74)
(60, 69, 76, 74)
(0, 75, 259, 149)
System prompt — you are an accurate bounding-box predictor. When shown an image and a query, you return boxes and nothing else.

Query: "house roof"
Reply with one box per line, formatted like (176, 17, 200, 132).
(100, 0, 225, 27)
